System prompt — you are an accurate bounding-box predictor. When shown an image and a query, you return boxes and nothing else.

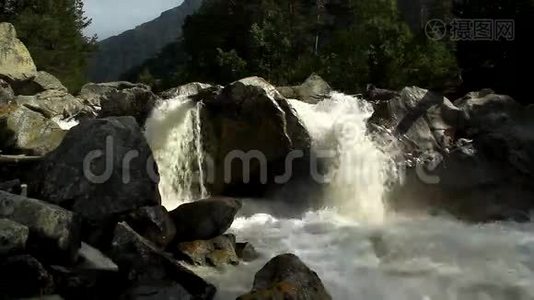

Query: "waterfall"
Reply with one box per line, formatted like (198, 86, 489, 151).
(288, 92, 394, 223)
(144, 96, 208, 210)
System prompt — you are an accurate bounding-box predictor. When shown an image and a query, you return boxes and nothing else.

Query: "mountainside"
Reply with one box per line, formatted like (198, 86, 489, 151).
(86, 0, 203, 82)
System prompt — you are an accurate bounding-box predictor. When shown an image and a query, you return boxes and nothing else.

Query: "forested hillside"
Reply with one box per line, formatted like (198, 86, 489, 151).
(0, 0, 95, 91)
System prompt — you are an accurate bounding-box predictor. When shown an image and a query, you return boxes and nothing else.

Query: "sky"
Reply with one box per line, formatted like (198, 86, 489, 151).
(83, 0, 182, 40)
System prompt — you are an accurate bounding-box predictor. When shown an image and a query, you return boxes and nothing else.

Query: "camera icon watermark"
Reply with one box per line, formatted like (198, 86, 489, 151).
(425, 18, 515, 41)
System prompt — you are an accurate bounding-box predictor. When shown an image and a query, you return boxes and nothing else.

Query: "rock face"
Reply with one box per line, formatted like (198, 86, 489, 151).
(380, 87, 534, 221)
(277, 74, 332, 104)
(175, 234, 239, 267)
(14, 89, 88, 119)
(78, 81, 159, 124)
(0, 23, 36, 82)
(35, 116, 160, 244)
(170, 197, 241, 242)
(0, 255, 54, 298)
(125, 205, 176, 248)
(0, 105, 65, 155)
(238, 253, 331, 300)
(0, 191, 81, 262)
(0, 78, 15, 104)
(0, 218, 29, 255)
(200, 77, 311, 195)
(111, 222, 216, 299)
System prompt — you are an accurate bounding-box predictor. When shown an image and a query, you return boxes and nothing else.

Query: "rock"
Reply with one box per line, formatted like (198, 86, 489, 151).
(0, 23, 36, 82)
(200, 77, 311, 194)
(0, 191, 81, 262)
(0, 78, 15, 104)
(160, 82, 213, 99)
(125, 206, 176, 248)
(111, 222, 216, 299)
(454, 90, 521, 133)
(119, 282, 193, 300)
(78, 242, 119, 271)
(79, 81, 159, 124)
(0, 104, 65, 155)
(277, 74, 332, 104)
(175, 234, 239, 267)
(365, 84, 400, 101)
(0, 218, 29, 255)
(0, 255, 54, 298)
(170, 197, 241, 242)
(236, 242, 260, 262)
(237, 253, 331, 300)
(15, 89, 88, 119)
(16, 71, 68, 95)
(35, 116, 160, 246)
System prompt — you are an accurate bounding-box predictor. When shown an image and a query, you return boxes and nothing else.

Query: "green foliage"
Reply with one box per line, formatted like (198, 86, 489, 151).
(125, 0, 459, 93)
(0, 0, 95, 92)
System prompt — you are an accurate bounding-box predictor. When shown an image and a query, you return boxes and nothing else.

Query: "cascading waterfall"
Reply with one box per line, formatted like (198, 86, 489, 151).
(146, 91, 534, 300)
(145, 96, 208, 210)
(288, 92, 394, 223)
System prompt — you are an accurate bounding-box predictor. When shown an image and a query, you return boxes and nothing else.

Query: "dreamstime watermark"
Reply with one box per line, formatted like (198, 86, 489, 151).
(82, 135, 442, 186)
(425, 18, 515, 41)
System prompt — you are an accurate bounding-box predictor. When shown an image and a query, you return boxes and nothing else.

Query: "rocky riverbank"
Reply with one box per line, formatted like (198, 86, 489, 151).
(2, 20, 534, 299)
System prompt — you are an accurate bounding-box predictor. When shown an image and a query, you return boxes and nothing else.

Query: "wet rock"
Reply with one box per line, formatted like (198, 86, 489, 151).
(111, 222, 216, 299)
(0, 191, 81, 262)
(126, 205, 176, 248)
(0, 254, 54, 298)
(79, 81, 159, 124)
(35, 116, 160, 246)
(200, 77, 311, 195)
(0, 23, 36, 82)
(176, 234, 239, 267)
(365, 84, 399, 101)
(0, 105, 65, 155)
(277, 74, 332, 104)
(170, 197, 241, 242)
(236, 242, 260, 262)
(160, 82, 213, 100)
(237, 253, 331, 300)
(0, 218, 29, 255)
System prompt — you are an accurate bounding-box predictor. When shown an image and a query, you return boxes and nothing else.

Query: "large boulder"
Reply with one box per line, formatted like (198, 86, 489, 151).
(125, 205, 176, 249)
(15, 71, 68, 95)
(174, 234, 239, 267)
(111, 222, 216, 299)
(237, 253, 331, 300)
(78, 81, 159, 124)
(277, 74, 332, 104)
(169, 197, 241, 242)
(0, 255, 54, 298)
(0, 191, 81, 262)
(199, 77, 311, 194)
(0, 218, 29, 255)
(35, 116, 160, 245)
(0, 23, 36, 82)
(0, 104, 65, 155)
(15, 89, 88, 119)
(370, 86, 461, 152)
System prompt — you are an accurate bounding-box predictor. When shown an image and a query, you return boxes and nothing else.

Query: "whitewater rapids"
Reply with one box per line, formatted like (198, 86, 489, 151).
(145, 91, 534, 300)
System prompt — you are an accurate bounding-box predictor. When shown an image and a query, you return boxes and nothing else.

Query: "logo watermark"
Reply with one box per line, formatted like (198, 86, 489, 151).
(425, 18, 515, 41)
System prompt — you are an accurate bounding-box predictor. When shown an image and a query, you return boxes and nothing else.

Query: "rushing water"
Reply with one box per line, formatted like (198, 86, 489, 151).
(145, 96, 207, 210)
(147, 92, 534, 300)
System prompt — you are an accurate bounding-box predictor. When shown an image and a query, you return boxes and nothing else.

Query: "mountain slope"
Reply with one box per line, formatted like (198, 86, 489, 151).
(87, 0, 203, 82)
